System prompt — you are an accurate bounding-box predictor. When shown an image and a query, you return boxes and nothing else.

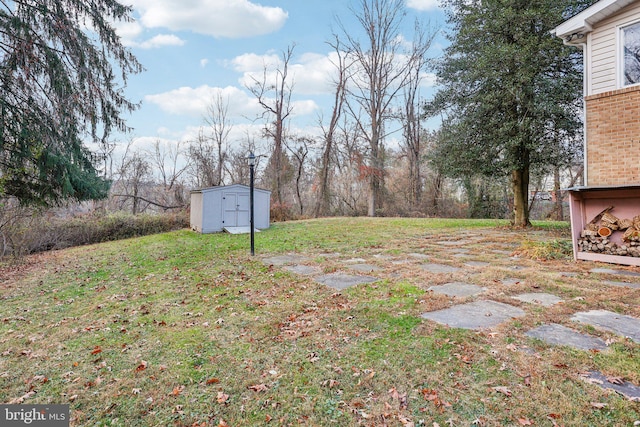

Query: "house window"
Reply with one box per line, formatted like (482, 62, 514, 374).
(622, 21, 640, 86)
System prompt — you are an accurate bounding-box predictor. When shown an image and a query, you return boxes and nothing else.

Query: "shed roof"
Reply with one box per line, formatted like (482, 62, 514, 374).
(553, 0, 637, 44)
(190, 183, 271, 195)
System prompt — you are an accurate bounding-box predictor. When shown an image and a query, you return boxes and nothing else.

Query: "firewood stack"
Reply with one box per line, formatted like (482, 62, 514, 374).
(577, 208, 640, 257)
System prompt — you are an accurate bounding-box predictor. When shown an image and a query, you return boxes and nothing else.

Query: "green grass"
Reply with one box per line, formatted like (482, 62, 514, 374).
(1, 217, 638, 426)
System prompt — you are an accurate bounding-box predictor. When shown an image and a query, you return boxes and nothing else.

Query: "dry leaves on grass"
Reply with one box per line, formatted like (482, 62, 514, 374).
(492, 386, 512, 397)
(248, 383, 269, 392)
(7, 391, 35, 404)
(135, 360, 148, 372)
(216, 391, 229, 403)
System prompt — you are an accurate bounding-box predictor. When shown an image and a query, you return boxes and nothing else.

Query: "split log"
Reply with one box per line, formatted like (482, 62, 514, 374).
(597, 226, 612, 237)
(618, 218, 633, 230)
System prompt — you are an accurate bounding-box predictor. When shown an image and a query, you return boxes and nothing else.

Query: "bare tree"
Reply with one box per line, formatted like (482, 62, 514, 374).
(340, 0, 424, 217)
(285, 136, 312, 216)
(400, 23, 435, 210)
(315, 36, 352, 217)
(148, 140, 190, 207)
(187, 94, 233, 189)
(204, 93, 232, 186)
(113, 140, 151, 214)
(246, 45, 296, 205)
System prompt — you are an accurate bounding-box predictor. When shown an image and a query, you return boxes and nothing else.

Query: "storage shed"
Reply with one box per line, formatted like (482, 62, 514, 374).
(190, 184, 271, 233)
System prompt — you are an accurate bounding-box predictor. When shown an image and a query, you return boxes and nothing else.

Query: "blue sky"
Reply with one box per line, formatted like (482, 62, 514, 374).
(110, 0, 447, 159)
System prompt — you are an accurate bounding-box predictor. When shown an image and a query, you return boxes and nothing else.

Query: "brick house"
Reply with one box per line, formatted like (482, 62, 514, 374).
(554, 0, 640, 266)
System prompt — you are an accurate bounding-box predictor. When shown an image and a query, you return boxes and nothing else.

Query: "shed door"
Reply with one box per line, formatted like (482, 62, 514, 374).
(222, 192, 250, 227)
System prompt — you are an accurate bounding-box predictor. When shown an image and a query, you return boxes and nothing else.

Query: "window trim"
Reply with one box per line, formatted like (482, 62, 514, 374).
(619, 19, 640, 88)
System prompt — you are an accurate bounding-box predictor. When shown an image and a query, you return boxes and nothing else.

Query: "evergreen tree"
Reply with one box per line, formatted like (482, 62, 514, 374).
(427, 0, 591, 226)
(0, 0, 142, 205)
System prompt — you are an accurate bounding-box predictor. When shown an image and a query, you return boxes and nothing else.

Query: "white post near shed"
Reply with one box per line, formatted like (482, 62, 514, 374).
(190, 184, 271, 233)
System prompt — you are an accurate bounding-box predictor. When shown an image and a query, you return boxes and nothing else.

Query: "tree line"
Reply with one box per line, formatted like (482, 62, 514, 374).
(0, 0, 594, 227)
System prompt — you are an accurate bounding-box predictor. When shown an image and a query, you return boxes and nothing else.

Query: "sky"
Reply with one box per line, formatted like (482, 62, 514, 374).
(108, 0, 448, 162)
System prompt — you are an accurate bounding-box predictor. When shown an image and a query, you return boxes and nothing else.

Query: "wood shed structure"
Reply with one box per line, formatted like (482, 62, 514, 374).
(190, 184, 271, 234)
(554, 0, 640, 266)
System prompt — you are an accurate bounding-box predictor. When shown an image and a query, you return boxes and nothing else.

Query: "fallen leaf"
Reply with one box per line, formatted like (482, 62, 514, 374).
(265, 414, 272, 423)
(135, 360, 148, 372)
(518, 418, 533, 426)
(249, 383, 269, 392)
(607, 376, 625, 385)
(218, 420, 229, 427)
(206, 378, 220, 385)
(216, 391, 229, 403)
(389, 387, 400, 400)
(171, 385, 185, 396)
(492, 386, 512, 397)
(132, 388, 141, 395)
(91, 346, 102, 355)
(590, 402, 607, 409)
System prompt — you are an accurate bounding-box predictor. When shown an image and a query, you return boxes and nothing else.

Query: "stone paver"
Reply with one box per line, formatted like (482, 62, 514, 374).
(590, 268, 640, 277)
(501, 278, 524, 286)
(284, 265, 322, 276)
(428, 282, 485, 298)
(421, 263, 461, 274)
(408, 253, 430, 260)
(453, 253, 471, 258)
(558, 271, 579, 277)
(465, 261, 490, 268)
(348, 264, 382, 273)
(437, 240, 472, 246)
(582, 371, 640, 402)
(344, 258, 367, 264)
(315, 273, 379, 290)
(512, 293, 563, 307)
(604, 280, 640, 289)
(263, 254, 309, 266)
(571, 310, 640, 343)
(421, 300, 525, 330)
(525, 324, 607, 351)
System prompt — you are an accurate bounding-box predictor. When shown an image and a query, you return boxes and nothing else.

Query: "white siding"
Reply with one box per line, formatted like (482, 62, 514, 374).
(589, 2, 640, 94)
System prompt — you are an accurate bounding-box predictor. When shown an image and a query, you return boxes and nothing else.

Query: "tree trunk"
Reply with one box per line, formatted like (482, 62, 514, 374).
(315, 137, 332, 217)
(552, 166, 563, 221)
(511, 167, 531, 227)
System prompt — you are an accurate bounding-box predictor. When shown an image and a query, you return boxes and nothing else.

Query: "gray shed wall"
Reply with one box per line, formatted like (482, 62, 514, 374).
(190, 184, 270, 233)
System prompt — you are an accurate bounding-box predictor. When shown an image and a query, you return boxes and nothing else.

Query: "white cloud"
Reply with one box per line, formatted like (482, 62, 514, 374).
(145, 85, 261, 117)
(128, 0, 288, 38)
(231, 51, 340, 96)
(421, 72, 437, 88)
(145, 84, 320, 124)
(200, 58, 209, 68)
(138, 34, 186, 49)
(112, 20, 144, 46)
(406, 0, 440, 11)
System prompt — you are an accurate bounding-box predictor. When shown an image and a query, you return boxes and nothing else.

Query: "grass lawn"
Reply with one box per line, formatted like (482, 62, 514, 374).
(0, 217, 638, 426)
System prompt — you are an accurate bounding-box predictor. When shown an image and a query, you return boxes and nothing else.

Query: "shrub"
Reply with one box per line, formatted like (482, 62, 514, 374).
(0, 209, 189, 259)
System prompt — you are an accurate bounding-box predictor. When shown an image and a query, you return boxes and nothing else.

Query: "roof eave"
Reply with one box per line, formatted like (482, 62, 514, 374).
(553, 0, 637, 43)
